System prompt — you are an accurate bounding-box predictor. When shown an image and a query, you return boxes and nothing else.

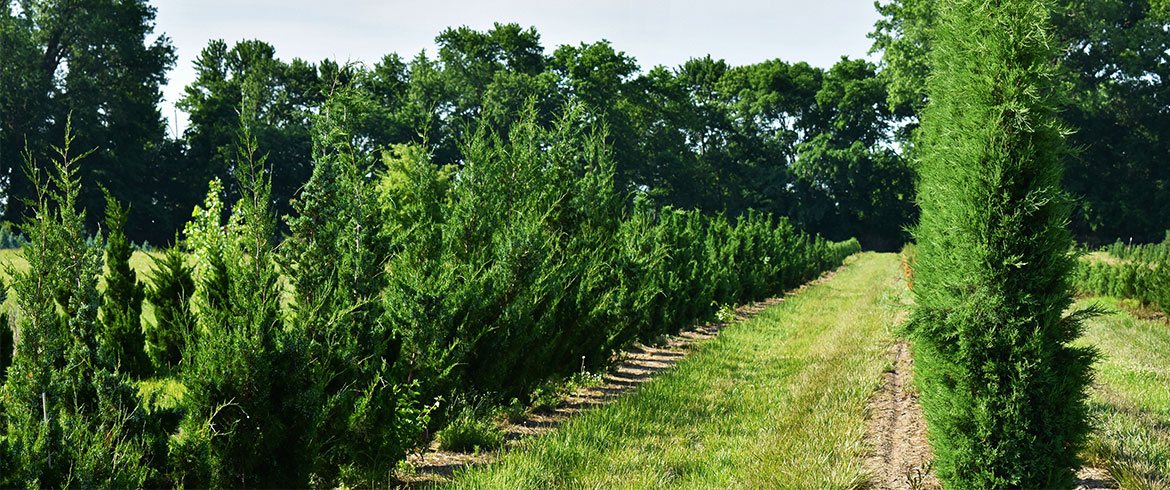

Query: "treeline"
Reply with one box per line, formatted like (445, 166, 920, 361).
(0, 97, 859, 486)
(5, 0, 920, 251)
(4, 1, 1165, 251)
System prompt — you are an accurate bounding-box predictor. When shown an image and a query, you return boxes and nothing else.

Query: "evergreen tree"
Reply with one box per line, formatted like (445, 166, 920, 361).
(0, 120, 151, 487)
(98, 189, 150, 378)
(168, 121, 312, 488)
(909, 0, 1096, 486)
(282, 86, 425, 486)
(0, 277, 9, 382)
(144, 246, 195, 370)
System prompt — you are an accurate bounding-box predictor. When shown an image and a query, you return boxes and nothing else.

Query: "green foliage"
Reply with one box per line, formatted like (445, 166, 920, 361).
(0, 0, 177, 243)
(873, 0, 1170, 244)
(170, 124, 312, 488)
(1072, 248, 1170, 313)
(0, 120, 154, 487)
(1, 79, 862, 485)
(144, 246, 195, 370)
(282, 84, 428, 486)
(909, 0, 1095, 487)
(380, 99, 859, 422)
(98, 189, 150, 379)
(0, 278, 9, 383)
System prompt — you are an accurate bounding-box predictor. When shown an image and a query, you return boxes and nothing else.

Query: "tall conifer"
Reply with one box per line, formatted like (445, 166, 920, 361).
(99, 189, 150, 378)
(0, 119, 150, 487)
(144, 246, 195, 370)
(910, 0, 1096, 486)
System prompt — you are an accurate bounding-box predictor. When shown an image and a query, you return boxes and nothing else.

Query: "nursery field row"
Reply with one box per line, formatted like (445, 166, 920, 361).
(444, 252, 901, 488)
(430, 253, 1169, 489)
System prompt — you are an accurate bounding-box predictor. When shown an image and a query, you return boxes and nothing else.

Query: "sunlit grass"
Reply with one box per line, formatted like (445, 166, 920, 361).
(446, 252, 900, 489)
(1076, 296, 1170, 490)
(0, 247, 164, 324)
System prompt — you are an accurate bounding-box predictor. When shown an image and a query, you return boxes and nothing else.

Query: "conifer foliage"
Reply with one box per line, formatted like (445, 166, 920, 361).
(283, 87, 426, 486)
(168, 124, 312, 487)
(0, 95, 860, 486)
(99, 189, 150, 378)
(0, 121, 152, 487)
(144, 246, 195, 370)
(909, 0, 1096, 486)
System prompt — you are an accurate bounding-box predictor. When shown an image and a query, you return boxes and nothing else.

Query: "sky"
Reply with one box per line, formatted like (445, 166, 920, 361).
(152, 0, 885, 136)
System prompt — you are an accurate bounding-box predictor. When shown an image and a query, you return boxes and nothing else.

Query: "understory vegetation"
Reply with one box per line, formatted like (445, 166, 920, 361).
(0, 95, 859, 486)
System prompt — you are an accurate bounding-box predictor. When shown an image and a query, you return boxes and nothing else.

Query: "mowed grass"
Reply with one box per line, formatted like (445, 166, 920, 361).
(0, 247, 164, 323)
(445, 252, 903, 489)
(1076, 297, 1170, 489)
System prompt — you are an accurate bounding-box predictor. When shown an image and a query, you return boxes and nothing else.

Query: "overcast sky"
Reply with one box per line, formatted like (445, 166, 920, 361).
(153, 0, 884, 135)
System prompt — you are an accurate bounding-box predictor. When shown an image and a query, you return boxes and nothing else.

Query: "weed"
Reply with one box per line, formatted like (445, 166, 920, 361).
(528, 383, 563, 413)
(713, 301, 737, 323)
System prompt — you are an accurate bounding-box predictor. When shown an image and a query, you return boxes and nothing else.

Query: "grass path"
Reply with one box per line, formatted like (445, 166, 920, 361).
(1076, 297, 1170, 489)
(444, 252, 904, 489)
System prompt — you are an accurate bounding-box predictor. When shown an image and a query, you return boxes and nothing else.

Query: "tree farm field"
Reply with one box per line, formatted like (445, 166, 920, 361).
(1, 246, 1166, 487)
(409, 253, 1168, 489)
(436, 252, 901, 489)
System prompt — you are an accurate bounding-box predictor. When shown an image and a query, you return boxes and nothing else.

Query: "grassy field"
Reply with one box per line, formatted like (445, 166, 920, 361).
(1077, 297, 1170, 489)
(0, 247, 164, 323)
(0, 247, 161, 283)
(444, 252, 902, 489)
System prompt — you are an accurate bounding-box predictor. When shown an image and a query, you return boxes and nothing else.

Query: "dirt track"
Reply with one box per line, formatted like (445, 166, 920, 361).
(864, 340, 938, 490)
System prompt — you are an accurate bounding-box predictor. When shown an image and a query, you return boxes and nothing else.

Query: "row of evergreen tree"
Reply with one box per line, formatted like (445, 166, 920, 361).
(0, 95, 859, 486)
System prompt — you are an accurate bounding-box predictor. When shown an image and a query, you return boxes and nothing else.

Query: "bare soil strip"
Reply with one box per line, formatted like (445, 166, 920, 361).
(398, 268, 842, 486)
(864, 340, 938, 490)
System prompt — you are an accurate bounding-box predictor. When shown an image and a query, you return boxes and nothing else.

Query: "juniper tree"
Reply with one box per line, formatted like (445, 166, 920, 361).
(169, 122, 312, 487)
(144, 245, 195, 370)
(0, 278, 9, 382)
(98, 189, 150, 378)
(0, 121, 151, 487)
(282, 86, 425, 486)
(909, 0, 1096, 486)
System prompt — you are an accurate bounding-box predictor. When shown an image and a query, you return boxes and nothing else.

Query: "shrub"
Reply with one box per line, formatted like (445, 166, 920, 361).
(909, 0, 1096, 487)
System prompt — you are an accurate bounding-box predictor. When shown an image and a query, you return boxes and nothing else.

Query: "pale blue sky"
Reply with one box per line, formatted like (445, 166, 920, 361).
(153, 0, 884, 135)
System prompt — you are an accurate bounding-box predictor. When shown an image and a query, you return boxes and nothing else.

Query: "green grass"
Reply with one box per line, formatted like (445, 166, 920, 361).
(0, 247, 164, 324)
(0, 247, 161, 283)
(445, 252, 901, 489)
(1076, 296, 1170, 490)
